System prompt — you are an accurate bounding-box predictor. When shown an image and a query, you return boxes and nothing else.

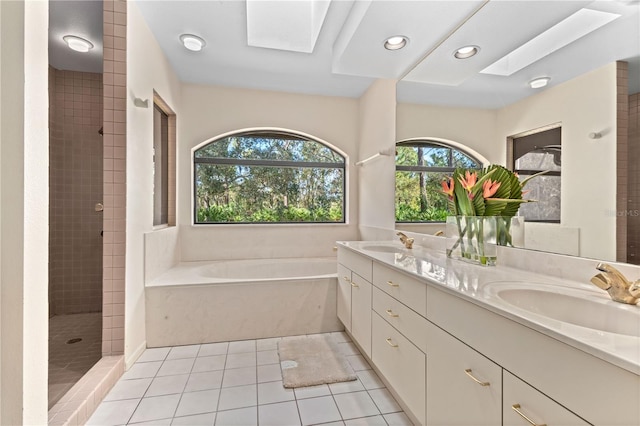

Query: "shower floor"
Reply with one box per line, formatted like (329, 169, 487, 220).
(49, 312, 102, 409)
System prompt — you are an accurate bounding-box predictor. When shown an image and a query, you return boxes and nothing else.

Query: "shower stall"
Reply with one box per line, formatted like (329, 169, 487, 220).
(48, 66, 104, 407)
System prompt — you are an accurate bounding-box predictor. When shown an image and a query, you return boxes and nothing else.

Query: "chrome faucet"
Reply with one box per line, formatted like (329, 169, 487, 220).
(590, 263, 640, 305)
(396, 232, 414, 249)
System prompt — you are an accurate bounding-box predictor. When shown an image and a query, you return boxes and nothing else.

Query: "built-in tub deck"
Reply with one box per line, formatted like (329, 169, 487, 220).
(145, 257, 342, 347)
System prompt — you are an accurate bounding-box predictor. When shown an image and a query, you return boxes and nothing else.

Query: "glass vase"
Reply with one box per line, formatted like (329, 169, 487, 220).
(494, 216, 525, 248)
(446, 216, 498, 266)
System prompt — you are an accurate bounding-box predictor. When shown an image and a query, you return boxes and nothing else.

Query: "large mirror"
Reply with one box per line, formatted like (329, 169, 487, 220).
(395, 0, 640, 263)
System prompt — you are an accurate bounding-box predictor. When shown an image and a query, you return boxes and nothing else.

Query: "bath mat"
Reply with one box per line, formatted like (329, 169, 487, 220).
(278, 334, 357, 388)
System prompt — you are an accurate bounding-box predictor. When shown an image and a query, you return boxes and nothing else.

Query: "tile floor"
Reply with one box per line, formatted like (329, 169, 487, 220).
(88, 332, 414, 425)
(49, 312, 103, 408)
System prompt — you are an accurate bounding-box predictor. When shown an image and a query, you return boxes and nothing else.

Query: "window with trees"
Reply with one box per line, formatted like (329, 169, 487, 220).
(194, 130, 345, 224)
(396, 140, 481, 222)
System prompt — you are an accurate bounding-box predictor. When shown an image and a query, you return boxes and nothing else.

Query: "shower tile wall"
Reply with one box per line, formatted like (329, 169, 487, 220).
(49, 67, 104, 315)
(102, 0, 127, 355)
(629, 92, 639, 264)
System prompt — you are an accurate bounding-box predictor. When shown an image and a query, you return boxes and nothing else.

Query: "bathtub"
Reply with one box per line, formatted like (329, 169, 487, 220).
(145, 257, 343, 347)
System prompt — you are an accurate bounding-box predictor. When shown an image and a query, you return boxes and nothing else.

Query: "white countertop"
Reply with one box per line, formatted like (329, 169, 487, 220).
(337, 240, 640, 376)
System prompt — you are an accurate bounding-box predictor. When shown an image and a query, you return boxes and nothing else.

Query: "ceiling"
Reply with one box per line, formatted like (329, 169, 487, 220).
(49, 0, 640, 109)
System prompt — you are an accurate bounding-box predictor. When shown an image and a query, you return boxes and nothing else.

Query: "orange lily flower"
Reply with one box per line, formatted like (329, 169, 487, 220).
(482, 179, 501, 198)
(458, 170, 477, 191)
(441, 177, 455, 197)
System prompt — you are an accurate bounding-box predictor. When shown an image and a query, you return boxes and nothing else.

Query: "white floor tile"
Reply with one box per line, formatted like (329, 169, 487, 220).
(131, 418, 172, 425)
(256, 337, 281, 351)
(129, 394, 181, 424)
(215, 406, 257, 426)
(145, 374, 189, 397)
(257, 364, 282, 383)
(257, 380, 295, 405)
(257, 349, 279, 365)
(199, 342, 229, 357)
(318, 422, 345, 426)
(258, 400, 301, 426)
(217, 384, 257, 411)
(174, 389, 220, 417)
(367, 388, 401, 414)
(86, 398, 140, 425)
(225, 352, 257, 369)
(383, 412, 413, 425)
(167, 345, 201, 360)
(297, 395, 342, 425)
(171, 412, 216, 426)
(293, 384, 331, 400)
(192, 355, 226, 373)
(104, 378, 152, 401)
(329, 379, 365, 394)
(347, 355, 372, 371)
(185, 371, 224, 392)
(344, 415, 387, 426)
(228, 340, 256, 354)
(356, 370, 385, 390)
(122, 362, 162, 380)
(330, 331, 352, 343)
(333, 391, 380, 420)
(157, 358, 195, 377)
(137, 347, 170, 363)
(222, 366, 257, 387)
(337, 342, 360, 356)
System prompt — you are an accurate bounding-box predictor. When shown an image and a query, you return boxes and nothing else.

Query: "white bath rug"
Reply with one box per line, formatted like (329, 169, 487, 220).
(278, 334, 357, 388)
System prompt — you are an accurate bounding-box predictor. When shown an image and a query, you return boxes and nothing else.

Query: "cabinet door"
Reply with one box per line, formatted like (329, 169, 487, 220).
(336, 263, 352, 331)
(503, 371, 590, 426)
(351, 273, 372, 358)
(426, 321, 502, 426)
(372, 312, 426, 425)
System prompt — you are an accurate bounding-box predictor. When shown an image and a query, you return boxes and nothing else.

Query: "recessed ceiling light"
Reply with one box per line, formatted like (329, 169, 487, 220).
(454, 45, 479, 59)
(180, 34, 206, 52)
(529, 77, 551, 89)
(63, 35, 93, 53)
(384, 36, 408, 51)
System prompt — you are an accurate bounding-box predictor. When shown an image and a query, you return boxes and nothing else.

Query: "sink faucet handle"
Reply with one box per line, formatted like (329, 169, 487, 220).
(590, 274, 611, 291)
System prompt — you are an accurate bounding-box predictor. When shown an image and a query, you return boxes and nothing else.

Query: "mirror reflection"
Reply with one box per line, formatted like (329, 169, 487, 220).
(395, 0, 639, 264)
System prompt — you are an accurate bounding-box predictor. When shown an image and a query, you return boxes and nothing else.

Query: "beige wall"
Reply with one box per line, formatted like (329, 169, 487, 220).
(178, 84, 360, 261)
(0, 1, 49, 424)
(396, 103, 498, 164)
(496, 63, 618, 261)
(126, 1, 182, 366)
(357, 79, 397, 230)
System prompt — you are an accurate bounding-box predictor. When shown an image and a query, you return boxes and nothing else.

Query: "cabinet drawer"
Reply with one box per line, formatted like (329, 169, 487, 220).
(426, 321, 502, 426)
(372, 287, 428, 353)
(372, 312, 426, 425)
(338, 248, 372, 282)
(336, 263, 352, 331)
(373, 262, 426, 317)
(503, 371, 589, 426)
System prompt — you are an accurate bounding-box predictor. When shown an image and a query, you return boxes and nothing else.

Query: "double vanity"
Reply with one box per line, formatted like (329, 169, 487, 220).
(336, 240, 640, 426)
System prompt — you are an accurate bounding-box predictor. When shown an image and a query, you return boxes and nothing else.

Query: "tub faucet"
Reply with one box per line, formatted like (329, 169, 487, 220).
(590, 262, 640, 305)
(396, 232, 414, 249)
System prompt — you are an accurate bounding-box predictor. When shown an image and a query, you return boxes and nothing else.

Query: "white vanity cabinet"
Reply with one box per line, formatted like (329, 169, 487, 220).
(426, 321, 502, 426)
(503, 371, 589, 426)
(337, 248, 373, 357)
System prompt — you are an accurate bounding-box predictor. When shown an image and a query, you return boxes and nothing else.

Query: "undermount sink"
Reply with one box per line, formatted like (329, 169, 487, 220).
(360, 244, 407, 253)
(485, 282, 640, 336)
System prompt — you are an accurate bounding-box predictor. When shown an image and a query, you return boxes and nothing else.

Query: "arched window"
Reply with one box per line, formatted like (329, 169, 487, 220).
(193, 130, 345, 224)
(395, 139, 482, 222)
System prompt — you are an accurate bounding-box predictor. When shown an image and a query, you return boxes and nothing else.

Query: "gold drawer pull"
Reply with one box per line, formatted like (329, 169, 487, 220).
(511, 404, 546, 426)
(342, 276, 351, 282)
(464, 369, 490, 386)
(387, 280, 399, 287)
(385, 338, 398, 348)
(385, 309, 399, 318)
(351, 281, 359, 288)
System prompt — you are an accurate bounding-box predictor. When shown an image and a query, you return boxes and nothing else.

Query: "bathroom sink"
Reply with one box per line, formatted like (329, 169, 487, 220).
(485, 282, 640, 336)
(360, 244, 407, 254)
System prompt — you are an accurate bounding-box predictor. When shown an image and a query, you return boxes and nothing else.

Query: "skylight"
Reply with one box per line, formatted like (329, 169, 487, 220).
(481, 8, 620, 76)
(246, 0, 331, 53)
